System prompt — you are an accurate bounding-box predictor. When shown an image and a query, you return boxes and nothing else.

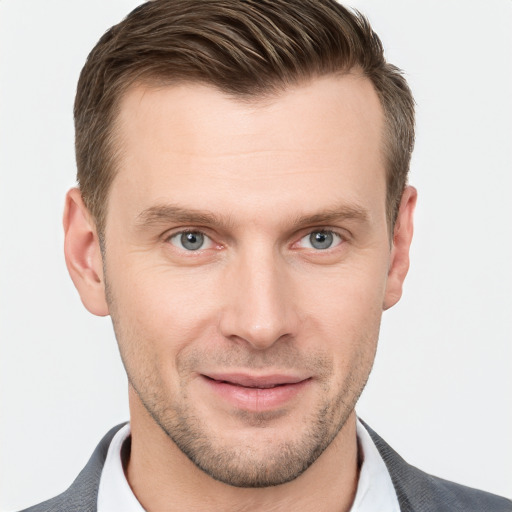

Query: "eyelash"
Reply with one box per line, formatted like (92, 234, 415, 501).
(296, 230, 344, 251)
(165, 228, 346, 253)
(167, 230, 216, 252)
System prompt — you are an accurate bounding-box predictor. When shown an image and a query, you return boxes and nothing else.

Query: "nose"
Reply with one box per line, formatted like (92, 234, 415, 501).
(219, 247, 299, 350)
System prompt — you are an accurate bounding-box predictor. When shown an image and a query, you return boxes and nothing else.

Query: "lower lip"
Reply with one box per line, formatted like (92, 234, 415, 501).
(202, 377, 310, 412)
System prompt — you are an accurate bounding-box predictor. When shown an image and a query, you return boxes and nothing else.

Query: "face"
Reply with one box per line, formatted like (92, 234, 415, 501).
(69, 73, 414, 487)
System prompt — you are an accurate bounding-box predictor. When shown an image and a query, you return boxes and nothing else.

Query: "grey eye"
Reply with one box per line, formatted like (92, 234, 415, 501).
(298, 230, 342, 250)
(170, 231, 209, 251)
(180, 232, 204, 250)
(309, 231, 334, 250)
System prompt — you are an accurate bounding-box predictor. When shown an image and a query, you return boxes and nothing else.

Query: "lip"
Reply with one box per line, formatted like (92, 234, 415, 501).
(201, 373, 311, 412)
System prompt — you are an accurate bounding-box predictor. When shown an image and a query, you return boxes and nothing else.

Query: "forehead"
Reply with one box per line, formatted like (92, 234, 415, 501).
(109, 74, 386, 228)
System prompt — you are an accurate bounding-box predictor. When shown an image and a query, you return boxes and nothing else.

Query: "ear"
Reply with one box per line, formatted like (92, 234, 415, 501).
(63, 188, 109, 316)
(383, 186, 417, 310)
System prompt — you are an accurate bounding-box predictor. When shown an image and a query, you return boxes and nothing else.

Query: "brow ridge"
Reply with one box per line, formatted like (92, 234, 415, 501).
(135, 202, 369, 231)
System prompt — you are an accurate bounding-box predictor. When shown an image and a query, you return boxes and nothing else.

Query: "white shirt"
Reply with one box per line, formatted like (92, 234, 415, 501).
(97, 419, 400, 511)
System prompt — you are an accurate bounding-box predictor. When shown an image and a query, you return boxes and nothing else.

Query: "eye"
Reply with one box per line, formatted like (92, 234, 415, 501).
(298, 230, 343, 250)
(168, 231, 213, 251)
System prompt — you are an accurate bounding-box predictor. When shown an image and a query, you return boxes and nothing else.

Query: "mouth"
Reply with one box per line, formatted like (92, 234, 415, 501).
(204, 373, 307, 387)
(200, 373, 312, 412)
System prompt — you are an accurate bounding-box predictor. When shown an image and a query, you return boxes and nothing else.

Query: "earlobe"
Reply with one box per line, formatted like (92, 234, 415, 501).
(383, 186, 417, 310)
(63, 188, 109, 316)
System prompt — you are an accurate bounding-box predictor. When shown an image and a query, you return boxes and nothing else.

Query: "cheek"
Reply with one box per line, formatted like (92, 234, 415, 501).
(297, 256, 389, 324)
(111, 259, 216, 321)
(295, 259, 387, 366)
(106, 244, 389, 375)
(106, 262, 223, 373)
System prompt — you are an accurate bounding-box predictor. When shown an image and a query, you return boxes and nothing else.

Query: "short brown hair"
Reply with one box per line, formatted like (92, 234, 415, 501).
(75, 0, 415, 234)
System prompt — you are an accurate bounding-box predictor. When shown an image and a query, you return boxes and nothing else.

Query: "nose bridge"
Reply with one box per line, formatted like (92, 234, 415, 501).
(220, 241, 297, 349)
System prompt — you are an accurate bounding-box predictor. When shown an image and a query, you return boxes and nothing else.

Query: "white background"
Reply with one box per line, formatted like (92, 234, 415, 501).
(1, 1, 511, 510)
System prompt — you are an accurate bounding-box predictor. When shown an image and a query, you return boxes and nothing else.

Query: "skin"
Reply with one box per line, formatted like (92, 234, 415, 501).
(64, 73, 416, 511)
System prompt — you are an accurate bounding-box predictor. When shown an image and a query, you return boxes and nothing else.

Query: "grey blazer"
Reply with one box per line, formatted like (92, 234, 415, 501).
(20, 422, 512, 512)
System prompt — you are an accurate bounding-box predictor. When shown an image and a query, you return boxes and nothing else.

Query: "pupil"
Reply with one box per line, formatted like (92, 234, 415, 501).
(310, 231, 333, 250)
(181, 232, 203, 250)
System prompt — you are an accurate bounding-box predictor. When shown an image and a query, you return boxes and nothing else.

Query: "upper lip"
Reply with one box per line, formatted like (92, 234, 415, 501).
(202, 373, 309, 388)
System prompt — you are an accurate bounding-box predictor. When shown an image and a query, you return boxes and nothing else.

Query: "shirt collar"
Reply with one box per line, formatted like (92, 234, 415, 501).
(97, 418, 399, 512)
(350, 418, 400, 512)
(97, 423, 145, 512)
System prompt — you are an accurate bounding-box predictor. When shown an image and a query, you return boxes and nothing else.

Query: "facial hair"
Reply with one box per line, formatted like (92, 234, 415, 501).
(122, 336, 373, 488)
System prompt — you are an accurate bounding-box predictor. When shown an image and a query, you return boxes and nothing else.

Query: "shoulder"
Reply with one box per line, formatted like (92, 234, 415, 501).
(18, 423, 126, 512)
(416, 472, 512, 512)
(361, 420, 512, 512)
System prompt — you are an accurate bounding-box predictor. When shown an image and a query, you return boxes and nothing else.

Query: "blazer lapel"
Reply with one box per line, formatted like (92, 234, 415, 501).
(360, 420, 512, 512)
(20, 423, 126, 512)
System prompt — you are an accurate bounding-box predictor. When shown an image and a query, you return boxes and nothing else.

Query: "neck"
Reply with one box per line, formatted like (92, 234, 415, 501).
(126, 391, 360, 512)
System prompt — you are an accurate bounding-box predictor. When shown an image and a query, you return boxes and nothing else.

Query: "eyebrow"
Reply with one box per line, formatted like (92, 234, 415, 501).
(135, 202, 369, 231)
(291, 204, 369, 227)
(135, 205, 233, 230)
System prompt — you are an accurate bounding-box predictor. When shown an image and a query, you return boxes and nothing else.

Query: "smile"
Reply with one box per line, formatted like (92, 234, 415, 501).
(200, 373, 312, 412)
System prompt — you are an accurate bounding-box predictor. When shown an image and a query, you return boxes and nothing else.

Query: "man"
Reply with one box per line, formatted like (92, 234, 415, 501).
(18, 1, 511, 511)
